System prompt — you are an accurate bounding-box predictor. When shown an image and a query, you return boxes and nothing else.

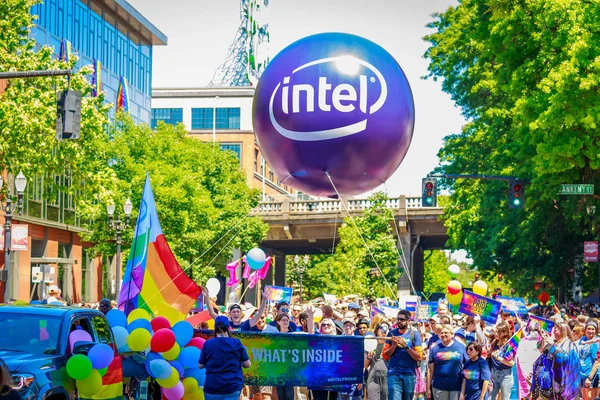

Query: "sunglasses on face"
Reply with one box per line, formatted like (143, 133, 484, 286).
(281, 308, 290, 314)
(467, 347, 476, 352)
(397, 318, 408, 322)
(380, 326, 389, 331)
(321, 323, 333, 328)
(100, 304, 110, 308)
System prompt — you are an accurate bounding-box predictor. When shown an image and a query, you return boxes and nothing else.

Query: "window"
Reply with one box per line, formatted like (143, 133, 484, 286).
(151, 108, 183, 129)
(191, 108, 241, 130)
(92, 315, 113, 345)
(254, 149, 259, 172)
(220, 144, 242, 161)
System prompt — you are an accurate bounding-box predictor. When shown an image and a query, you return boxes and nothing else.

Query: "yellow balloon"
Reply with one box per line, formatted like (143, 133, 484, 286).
(77, 370, 102, 397)
(162, 342, 180, 361)
(313, 308, 323, 323)
(127, 328, 151, 352)
(206, 319, 214, 330)
(472, 280, 488, 296)
(446, 291, 463, 306)
(183, 377, 198, 394)
(183, 389, 205, 400)
(127, 308, 151, 324)
(156, 367, 180, 388)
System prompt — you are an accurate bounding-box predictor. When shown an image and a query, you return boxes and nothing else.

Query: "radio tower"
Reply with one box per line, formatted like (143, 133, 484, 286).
(208, 0, 271, 87)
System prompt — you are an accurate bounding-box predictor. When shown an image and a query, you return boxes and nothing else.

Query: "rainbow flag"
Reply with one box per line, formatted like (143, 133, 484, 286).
(371, 305, 385, 319)
(91, 59, 102, 97)
(116, 76, 129, 113)
(500, 328, 523, 360)
(118, 174, 201, 325)
(527, 314, 554, 334)
(59, 39, 71, 62)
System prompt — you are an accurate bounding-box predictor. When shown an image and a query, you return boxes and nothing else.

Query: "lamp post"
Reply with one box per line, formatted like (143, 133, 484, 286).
(1, 171, 26, 301)
(587, 205, 598, 296)
(107, 199, 132, 300)
(294, 255, 309, 304)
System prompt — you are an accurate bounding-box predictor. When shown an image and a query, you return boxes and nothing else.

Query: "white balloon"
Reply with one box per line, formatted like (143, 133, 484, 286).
(364, 333, 377, 352)
(206, 278, 221, 297)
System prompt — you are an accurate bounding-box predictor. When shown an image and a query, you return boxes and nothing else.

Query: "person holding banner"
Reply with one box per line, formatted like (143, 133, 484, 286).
(426, 325, 467, 400)
(366, 322, 390, 400)
(460, 341, 490, 400)
(384, 309, 423, 400)
(198, 316, 251, 400)
(487, 322, 514, 400)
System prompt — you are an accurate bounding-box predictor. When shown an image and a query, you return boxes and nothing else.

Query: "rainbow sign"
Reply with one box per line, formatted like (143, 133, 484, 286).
(459, 290, 502, 324)
(500, 328, 523, 360)
(265, 285, 293, 304)
(527, 314, 554, 334)
(236, 332, 364, 386)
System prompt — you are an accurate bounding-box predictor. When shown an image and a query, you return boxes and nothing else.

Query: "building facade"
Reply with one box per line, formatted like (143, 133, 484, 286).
(151, 87, 301, 201)
(0, 0, 166, 304)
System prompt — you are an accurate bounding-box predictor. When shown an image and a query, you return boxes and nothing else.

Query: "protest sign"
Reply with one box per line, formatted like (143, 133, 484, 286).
(418, 302, 438, 321)
(236, 332, 364, 386)
(265, 285, 293, 304)
(497, 296, 528, 315)
(527, 314, 554, 334)
(459, 290, 502, 324)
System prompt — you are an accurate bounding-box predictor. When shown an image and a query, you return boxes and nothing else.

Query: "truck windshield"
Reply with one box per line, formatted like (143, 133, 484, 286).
(0, 313, 61, 355)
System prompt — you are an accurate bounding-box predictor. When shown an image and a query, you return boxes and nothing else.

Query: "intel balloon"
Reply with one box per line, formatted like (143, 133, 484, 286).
(253, 33, 415, 197)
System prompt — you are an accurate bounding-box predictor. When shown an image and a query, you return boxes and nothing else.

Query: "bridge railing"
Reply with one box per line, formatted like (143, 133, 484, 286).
(252, 196, 424, 214)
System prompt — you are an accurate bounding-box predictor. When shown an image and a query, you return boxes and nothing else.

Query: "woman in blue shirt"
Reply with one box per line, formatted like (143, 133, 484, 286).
(461, 342, 490, 400)
(198, 316, 251, 400)
(580, 320, 599, 400)
(427, 325, 468, 400)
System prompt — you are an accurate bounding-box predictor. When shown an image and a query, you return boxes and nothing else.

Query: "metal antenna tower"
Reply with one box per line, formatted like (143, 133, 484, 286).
(208, 0, 271, 87)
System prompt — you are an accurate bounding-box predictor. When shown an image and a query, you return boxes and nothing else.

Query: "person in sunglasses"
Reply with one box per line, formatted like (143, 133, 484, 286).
(267, 301, 298, 332)
(461, 342, 490, 400)
(99, 298, 112, 315)
(384, 309, 423, 400)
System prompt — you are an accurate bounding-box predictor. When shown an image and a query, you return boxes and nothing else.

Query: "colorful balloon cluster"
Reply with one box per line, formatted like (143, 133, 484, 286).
(66, 330, 114, 396)
(445, 264, 489, 306)
(106, 308, 207, 400)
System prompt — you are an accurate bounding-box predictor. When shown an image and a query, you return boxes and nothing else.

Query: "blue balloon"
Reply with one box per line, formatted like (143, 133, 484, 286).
(171, 321, 194, 347)
(149, 359, 172, 380)
(169, 360, 184, 378)
(88, 343, 114, 369)
(111, 327, 129, 352)
(253, 33, 415, 197)
(127, 318, 153, 334)
(144, 352, 164, 378)
(106, 309, 128, 328)
(247, 248, 266, 270)
(178, 347, 201, 369)
(184, 368, 206, 386)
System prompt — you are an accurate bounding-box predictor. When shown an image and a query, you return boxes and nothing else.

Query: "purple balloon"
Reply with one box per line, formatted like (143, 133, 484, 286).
(253, 33, 415, 197)
(162, 381, 184, 400)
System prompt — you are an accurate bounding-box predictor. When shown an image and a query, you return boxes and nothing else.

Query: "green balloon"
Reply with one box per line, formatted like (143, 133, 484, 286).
(97, 367, 108, 377)
(66, 354, 93, 380)
(77, 370, 102, 397)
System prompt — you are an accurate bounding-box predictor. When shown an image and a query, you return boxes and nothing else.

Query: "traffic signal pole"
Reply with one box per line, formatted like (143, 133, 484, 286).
(428, 173, 530, 183)
(0, 69, 72, 79)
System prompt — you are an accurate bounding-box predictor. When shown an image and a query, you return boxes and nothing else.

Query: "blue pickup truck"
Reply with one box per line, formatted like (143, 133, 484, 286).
(0, 304, 121, 400)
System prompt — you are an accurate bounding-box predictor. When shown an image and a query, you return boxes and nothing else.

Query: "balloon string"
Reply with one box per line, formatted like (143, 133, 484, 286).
(325, 171, 401, 301)
(383, 182, 417, 294)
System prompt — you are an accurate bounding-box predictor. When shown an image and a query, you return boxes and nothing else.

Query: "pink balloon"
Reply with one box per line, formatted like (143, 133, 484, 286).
(162, 381, 184, 400)
(69, 329, 93, 352)
(186, 337, 206, 350)
(242, 257, 251, 279)
(151, 329, 177, 353)
(226, 259, 241, 287)
(257, 257, 272, 280)
(151, 317, 171, 332)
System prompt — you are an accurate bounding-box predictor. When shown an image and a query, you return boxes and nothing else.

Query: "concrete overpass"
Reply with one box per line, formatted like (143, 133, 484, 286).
(249, 196, 448, 293)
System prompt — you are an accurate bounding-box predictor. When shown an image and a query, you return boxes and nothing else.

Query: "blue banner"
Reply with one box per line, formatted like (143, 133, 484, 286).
(497, 296, 528, 315)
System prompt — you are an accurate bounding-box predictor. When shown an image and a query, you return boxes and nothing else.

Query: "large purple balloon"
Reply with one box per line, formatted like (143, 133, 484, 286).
(253, 33, 415, 197)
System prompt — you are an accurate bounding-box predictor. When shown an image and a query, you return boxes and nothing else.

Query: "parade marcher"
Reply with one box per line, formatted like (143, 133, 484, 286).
(366, 323, 389, 400)
(0, 358, 20, 400)
(460, 341, 490, 400)
(385, 309, 423, 400)
(240, 288, 270, 332)
(487, 322, 514, 400)
(357, 318, 370, 336)
(269, 300, 298, 332)
(203, 287, 244, 330)
(198, 316, 251, 400)
(580, 320, 599, 400)
(427, 325, 467, 400)
(99, 298, 112, 315)
(515, 326, 540, 400)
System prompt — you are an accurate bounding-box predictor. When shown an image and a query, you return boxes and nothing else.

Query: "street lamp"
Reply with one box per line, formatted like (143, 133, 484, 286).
(107, 199, 132, 300)
(0, 171, 26, 301)
(587, 204, 598, 295)
(294, 255, 309, 304)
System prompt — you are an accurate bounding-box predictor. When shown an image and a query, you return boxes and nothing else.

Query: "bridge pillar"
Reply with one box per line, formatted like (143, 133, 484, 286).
(397, 235, 425, 295)
(397, 233, 412, 295)
(273, 250, 286, 287)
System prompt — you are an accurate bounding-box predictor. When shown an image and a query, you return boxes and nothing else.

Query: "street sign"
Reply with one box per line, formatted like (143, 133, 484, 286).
(585, 241, 599, 262)
(559, 184, 594, 195)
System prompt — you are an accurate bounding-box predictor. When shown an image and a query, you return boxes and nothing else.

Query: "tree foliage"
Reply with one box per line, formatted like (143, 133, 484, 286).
(424, 0, 600, 298)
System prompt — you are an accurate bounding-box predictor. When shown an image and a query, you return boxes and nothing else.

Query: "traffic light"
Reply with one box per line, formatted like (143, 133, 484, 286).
(56, 90, 81, 140)
(422, 178, 437, 207)
(508, 180, 525, 209)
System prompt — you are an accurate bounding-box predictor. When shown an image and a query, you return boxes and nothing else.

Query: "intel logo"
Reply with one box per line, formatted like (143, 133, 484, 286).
(268, 56, 387, 141)
(253, 33, 415, 197)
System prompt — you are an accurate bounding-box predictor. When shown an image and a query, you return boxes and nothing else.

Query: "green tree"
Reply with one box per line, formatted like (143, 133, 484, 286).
(83, 116, 268, 284)
(424, 0, 600, 299)
(424, 250, 451, 293)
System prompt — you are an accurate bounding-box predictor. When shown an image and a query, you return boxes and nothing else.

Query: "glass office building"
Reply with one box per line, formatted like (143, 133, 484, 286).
(30, 0, 167, 123)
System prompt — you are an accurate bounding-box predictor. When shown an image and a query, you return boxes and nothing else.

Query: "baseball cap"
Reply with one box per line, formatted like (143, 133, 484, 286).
(215, 315, 231, 329)
(229, 304, 242, 312)
(99, 298, 111, 307)
(358, 310, 369, 317)
(348, 302, 360, 310)
(356, 318, 369, 327)
(342, 318, 356, 326)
